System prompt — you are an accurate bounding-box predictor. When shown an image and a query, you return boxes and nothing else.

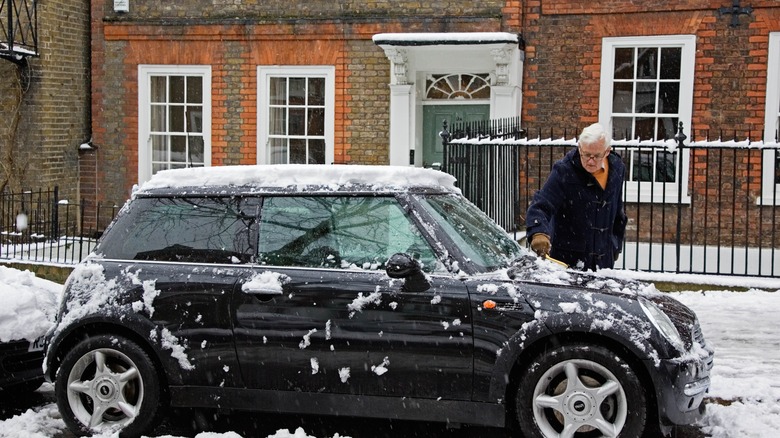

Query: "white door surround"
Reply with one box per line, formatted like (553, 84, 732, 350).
(374, 32, 524, 166)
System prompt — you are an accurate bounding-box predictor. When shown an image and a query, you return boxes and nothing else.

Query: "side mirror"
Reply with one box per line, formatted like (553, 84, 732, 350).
(385, 253, 431, 292)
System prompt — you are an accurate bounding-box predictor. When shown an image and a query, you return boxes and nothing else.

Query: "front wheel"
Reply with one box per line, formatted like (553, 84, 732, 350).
(55, 335, 164, 437)
(515, 343, 647, 438)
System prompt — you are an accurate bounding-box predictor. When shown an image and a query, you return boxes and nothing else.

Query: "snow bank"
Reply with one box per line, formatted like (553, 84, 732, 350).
(0, 265, 61, 342)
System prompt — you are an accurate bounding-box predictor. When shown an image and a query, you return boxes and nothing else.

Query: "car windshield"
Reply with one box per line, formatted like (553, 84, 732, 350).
(414, 193, 523, 272)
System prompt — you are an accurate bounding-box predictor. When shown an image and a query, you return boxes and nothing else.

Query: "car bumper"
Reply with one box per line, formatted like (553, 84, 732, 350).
(650, 348, 715, 425)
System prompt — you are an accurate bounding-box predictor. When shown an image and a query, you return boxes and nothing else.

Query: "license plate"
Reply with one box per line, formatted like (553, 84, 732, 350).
(28, 336, 45, 352)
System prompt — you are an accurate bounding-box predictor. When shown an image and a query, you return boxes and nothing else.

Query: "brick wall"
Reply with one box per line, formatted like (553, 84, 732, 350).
(0, 0, 90, 201)
(520, 1, 780, 137)
(104, 0, 505, 20)
(90, 0, 515, 206)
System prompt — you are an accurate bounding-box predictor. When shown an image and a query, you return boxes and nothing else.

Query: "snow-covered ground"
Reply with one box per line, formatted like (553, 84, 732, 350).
(0, 265, 777, 438)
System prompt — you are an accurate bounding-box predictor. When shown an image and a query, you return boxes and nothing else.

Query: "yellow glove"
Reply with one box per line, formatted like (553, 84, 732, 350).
(530, 233, 551, 258)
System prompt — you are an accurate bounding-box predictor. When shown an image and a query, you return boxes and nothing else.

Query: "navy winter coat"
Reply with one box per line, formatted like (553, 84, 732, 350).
(526, 148, 627, 271)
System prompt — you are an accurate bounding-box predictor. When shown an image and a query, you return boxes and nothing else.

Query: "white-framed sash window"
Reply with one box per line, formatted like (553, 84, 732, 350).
(138, 65, 212, 184)
(257, 66, 335, 165)
(599, 35, 695, 203)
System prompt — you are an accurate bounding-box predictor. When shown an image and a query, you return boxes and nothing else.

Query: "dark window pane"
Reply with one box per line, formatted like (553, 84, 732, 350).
(660, 47, 682, 80)
(189, 136, 204, 165)
(97, 197, 257, 264)
(308, 108, 324, 136)
(635, 117, 655, 141)
(632, 150, 654, 182)
(309, 139, 325, 164)
(258, 197, 436, 271)
(658, 82, 680, 114)
(169, 76, 185, 104)
(289, 78, 306, 105)
(308, 77, 325, 105)
(187, 76, 203, 104)
(612, 82, 633, 113)
(775, 150, 780, 184)
(270, 77, 287, 105)
(612, 117, 633, 140)
(290, 139, 307, 164)
(258, 197, 338, 267)
(614, 47, 634, 80)
(635, 82, 656, 113)
(170, 136, 187, 163)
(169, 105, 185, 132)
(187, 107, 203, 133)
(656, 151, 677, 182)
(289, 108, 306, 135)
(656, 117, 678, 140)
(637, 47, 658, 79)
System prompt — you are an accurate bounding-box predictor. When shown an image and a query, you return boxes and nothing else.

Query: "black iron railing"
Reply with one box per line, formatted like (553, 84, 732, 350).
(0, 187, 118, 264)
(443, 121, 780, 277)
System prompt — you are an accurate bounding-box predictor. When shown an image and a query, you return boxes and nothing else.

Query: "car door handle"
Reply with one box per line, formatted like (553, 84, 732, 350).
(241, 285, 283, 296)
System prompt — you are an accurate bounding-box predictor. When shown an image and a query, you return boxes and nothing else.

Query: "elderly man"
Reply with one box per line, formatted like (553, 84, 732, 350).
(525, 123, 627, 271)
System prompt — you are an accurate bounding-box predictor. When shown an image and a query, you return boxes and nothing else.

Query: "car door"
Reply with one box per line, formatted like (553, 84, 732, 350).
(232, 194, 474, 400)
(94, 195, 260, 387)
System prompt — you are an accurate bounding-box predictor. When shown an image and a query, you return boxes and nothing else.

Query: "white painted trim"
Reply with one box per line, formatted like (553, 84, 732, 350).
(376, 33, 523, 166)
(257, 66, 336, 165)
(389, 84, 414, 166)
(760, 33, 780, 205)
(599, 35, 696, 204)
(137, 65, 212, 185)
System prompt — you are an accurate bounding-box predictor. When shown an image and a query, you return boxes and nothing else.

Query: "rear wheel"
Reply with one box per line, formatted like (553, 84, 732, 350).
(55, 335, 164, 437)
(515, 343, 646, 438)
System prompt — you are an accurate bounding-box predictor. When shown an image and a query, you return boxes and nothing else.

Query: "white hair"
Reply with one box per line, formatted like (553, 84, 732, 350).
(578, 123, 610, 148)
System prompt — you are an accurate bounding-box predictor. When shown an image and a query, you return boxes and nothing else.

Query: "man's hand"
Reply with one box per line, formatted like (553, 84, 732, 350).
(530, 233, 551, 258)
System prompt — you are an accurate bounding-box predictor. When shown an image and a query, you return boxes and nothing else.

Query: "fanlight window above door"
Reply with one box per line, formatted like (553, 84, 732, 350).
(425, 74, 491, 100)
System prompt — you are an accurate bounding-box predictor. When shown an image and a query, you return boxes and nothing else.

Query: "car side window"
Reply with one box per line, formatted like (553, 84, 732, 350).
(258, 196, 439, 272)
(96, 196, 258, 263)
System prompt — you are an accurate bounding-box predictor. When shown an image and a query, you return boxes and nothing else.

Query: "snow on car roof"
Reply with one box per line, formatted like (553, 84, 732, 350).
(137, 164, 460, 194)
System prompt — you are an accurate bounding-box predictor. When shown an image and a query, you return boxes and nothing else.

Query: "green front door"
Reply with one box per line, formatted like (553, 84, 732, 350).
(422, 104, 490, 168)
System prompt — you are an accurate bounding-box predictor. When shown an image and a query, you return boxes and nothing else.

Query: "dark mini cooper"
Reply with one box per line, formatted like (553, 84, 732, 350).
(44, 165, 713, 437)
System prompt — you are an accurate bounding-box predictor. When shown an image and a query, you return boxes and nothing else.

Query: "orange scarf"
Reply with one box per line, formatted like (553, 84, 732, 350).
(592, 159, 609, 189)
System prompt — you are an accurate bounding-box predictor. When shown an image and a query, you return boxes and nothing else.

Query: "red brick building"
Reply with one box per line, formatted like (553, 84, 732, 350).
(84, 0, 780, 225)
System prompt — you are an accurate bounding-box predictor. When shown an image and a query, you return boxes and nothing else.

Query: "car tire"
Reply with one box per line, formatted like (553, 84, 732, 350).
(55, 334, 164, 437)
(515, 343, 646, 438)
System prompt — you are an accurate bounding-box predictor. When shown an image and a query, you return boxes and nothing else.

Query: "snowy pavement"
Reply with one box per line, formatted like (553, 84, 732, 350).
(0, 266, 777, 437)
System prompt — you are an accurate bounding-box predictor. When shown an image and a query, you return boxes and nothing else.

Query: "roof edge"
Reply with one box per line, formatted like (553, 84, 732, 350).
(373, 32, 518, 47)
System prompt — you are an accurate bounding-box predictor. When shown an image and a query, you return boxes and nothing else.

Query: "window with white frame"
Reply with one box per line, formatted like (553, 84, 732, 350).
(138, 66, 212, 183)
(761, 33, 780, 205)
(258, 66, 335, 165)
(599, 36, 695, 203)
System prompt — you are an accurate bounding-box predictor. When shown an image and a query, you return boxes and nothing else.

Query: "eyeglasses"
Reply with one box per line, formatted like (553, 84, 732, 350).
(578, 147, 610, 162)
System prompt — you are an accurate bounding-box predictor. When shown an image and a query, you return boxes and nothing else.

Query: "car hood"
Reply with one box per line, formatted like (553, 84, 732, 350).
(498, 254, 703, 352)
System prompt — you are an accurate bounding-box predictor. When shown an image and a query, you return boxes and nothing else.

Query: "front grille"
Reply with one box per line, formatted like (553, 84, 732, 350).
(0, 341, 44, 373)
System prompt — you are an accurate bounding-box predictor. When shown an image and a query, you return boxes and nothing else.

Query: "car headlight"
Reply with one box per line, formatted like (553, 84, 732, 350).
(639, 297, 685, 351)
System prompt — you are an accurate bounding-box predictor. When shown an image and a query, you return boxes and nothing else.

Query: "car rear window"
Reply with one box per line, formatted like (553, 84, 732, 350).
(96, 196, 258, 264)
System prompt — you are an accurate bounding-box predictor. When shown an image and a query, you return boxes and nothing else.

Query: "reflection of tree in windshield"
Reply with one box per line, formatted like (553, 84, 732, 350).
(416, 194, 522, 272)
(258, 196, 435, 270)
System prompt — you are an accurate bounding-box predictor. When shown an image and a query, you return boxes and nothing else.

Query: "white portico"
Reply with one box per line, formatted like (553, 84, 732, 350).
(373, 32, 524, 167)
